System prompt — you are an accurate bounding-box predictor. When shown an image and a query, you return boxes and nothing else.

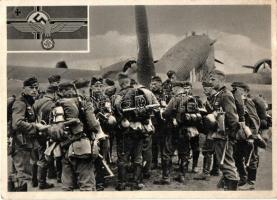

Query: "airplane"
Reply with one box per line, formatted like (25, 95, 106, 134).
(7, 5, 272, 103)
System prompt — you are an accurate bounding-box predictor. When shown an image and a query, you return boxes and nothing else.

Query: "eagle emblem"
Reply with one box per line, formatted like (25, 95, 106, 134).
(8, 8, 87, 50)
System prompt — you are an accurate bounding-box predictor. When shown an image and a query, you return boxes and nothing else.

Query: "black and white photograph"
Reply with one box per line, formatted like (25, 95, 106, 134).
(2, 1, 275, 198)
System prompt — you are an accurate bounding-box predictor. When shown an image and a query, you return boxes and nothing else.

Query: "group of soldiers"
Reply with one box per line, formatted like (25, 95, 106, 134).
(7, 69, 271, 192)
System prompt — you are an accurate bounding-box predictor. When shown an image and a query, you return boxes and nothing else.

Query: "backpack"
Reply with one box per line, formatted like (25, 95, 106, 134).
(176, 94, 201, 125)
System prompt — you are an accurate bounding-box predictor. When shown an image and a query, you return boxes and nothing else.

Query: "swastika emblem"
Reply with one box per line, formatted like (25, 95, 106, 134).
(27, 11, 49, 24)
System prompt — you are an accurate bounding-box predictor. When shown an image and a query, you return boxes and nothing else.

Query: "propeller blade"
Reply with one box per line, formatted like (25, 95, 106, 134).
(214, 58, 224, 64)
(123, 60, 136, 72)
(242, 65, 255, 69)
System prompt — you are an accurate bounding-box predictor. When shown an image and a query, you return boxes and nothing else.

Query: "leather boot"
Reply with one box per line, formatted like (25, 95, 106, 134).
(55, 157, 62, 183)
(176, 160, 188, 183)
(16, 182, 28, 192)
(192, 151, 200, 173)
(116, 164, 127, 191)
(225, 179, 238, 191)
(194, 155, 211, 181)
(131, 164, 143, 190)
(247, 168, 257, 183)
(217, 176, 226, 189)
(8, 176, 15, 191)
(47, 159, 56, 179)
(210, 155, 220, 176)
(32, 164, 38, 187)
(153, 160, 170, 185)
(38, 166, 54, 189)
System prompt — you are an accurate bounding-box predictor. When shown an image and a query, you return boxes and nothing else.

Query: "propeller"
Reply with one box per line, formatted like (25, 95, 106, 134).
(123, 60, 137, 72)
(215, 58, 224, 65)
(242, 65, 255, 69)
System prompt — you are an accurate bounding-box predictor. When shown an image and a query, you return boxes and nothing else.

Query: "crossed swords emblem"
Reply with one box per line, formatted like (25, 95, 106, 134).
(8, 7, 87, 50)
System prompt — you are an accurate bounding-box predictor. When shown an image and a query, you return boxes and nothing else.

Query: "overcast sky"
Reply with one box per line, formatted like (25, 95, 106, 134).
(8, 5, 271, 74)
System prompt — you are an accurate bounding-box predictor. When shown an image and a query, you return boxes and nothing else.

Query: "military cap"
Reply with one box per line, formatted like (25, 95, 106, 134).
(231, 82, 250, 91)
(48, 74, 61, 84)
(23, 76, 38, 87)
(167, 70, 176, 78)
(209, 69, 225, 77)
(117, 72, 129, 80)
(151, 75, 162, 83)
(74, 78, 90, 89)
(58, 81, 74, 90)
(104, 78, 115, 86)
(91, 77, 103, 86)
(202, 81, 213, 87)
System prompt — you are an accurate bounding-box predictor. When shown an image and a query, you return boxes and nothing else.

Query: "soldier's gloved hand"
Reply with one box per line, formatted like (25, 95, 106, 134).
(47, 123, 65, 141)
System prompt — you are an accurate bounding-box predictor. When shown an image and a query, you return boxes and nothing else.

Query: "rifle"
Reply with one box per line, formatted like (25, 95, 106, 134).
(39, 118, 79, 132)
(122, 103, 160, 112)
(72, 83, 85, 112)
(98, 154, 115, 178)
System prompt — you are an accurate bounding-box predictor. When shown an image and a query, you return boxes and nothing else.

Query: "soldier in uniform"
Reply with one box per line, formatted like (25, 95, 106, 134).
(149, 75, 167, 169)
(194, 81, 218, 180)
(46, 74, 63, 182)
(47, 80, 101, 191)
(186, 84, 201, 173)
(114, 73, 158, 190)
(103, 78, 117, 162)
(231, 82, 266, 190)
(162, 70, 177, 103)
(11, 77, 48, 191)
(208, 70, 240, 190)
(48, 75, 61, 87)
(90, 77, 115, 191)
(133, 81, 159, 181)
(33, 85, 59, 189)
(156, 81, 202, 184)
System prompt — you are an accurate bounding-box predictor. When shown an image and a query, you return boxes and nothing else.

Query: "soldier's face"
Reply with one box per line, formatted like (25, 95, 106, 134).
(209, 75, 223, 90)
(150, 81, 162, 92)
(91, 83, 104, 94)
(183, 86, 191, 95)
(23, 85, 39, 97)
(170, 74, 177, 81)
(118, 78, 131, 89)
(235, 87, 247, 100)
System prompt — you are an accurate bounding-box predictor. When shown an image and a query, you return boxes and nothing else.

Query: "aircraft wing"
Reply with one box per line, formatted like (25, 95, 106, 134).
(8, 65, 100, 83)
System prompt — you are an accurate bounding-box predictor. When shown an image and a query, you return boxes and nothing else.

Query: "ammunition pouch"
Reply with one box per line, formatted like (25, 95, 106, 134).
(236, 123, 253, 141)
(177, 112, 202, 126)
(68, 137, 92, 158)
(44, 142, 62, 161)
(129, 119, 155, 136)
